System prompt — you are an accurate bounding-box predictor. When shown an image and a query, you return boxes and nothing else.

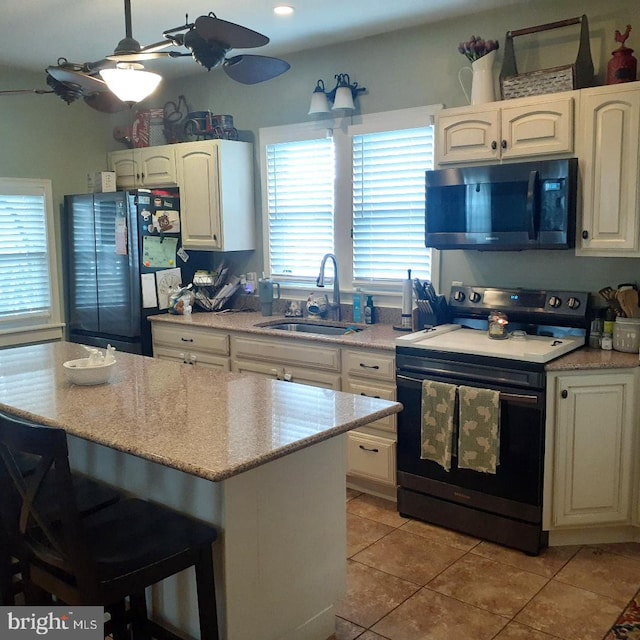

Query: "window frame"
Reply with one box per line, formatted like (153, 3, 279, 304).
(259, 105, 442, 307)
(0, 177, 63, 348)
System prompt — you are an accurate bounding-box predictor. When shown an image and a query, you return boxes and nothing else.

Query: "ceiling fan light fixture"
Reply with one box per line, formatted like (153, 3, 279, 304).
(99, 64, 162, 103)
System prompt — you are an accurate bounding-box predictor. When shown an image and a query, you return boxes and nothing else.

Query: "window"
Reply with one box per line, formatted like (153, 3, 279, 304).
(0, 178, 63, 346)
(259, 106, 440, 300)
(266, 137, 334, 278)
(352, 126, 434, 282)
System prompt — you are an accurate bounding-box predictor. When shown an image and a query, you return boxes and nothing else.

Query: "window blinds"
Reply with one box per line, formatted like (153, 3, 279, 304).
(352, 126, 434, 281)
(266, 137, 335, 278)
(0, 191, 52, 322)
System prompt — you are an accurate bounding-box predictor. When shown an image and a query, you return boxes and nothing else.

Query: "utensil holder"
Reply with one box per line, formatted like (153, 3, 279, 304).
(414, 295, 449, 330)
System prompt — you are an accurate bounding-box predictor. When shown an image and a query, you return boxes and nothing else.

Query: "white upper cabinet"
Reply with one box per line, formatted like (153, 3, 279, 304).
(109, 139, 256, 252)
(435, 94, 574, 165)
(576, 82, 640, 256)
(176, 140, 255, 252)
(109, 146, 178, 188)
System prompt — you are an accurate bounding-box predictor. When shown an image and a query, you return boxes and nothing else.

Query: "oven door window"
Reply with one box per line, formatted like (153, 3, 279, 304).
(397, 374, 544, 507)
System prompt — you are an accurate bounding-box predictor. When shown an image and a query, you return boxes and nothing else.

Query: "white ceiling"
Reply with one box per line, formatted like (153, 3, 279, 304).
(3, 0, 528, 80)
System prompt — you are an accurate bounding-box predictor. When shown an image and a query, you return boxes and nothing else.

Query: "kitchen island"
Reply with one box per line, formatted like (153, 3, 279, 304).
(0, 342, 402, 640)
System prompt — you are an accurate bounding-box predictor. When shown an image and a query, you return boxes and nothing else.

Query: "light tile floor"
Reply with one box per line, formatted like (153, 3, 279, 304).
(335, 490, 640, 640)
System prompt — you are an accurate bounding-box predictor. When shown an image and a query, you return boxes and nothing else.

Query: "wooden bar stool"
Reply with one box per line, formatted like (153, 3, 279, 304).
(0, 412, 220, 640)
(1, 434, 121, 606)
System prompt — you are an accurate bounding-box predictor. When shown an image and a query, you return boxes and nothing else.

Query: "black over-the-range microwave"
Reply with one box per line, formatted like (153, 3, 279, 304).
(425, 158, 578, 251)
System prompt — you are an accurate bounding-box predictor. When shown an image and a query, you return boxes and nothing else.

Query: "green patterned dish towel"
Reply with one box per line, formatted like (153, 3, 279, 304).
(458, 385, 500, 474)
(420, 380, 456, 471)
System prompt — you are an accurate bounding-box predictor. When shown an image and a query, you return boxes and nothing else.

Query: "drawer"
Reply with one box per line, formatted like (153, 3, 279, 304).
(152, 323, 229, 356)
(347, 432, 396, 485)
(343, 378, 396, 433)
(342, 349, 395, 381)
(231, 335, 340, 372)
(153, 346, 230, 371)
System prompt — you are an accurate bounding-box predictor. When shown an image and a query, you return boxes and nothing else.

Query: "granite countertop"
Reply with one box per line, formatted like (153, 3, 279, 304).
(0, 342, 401, 482)
(150, 311, 640, 370)
(149, 310, 401, 350)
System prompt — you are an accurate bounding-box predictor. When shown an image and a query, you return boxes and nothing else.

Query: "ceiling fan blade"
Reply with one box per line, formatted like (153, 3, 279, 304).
(47, 66, 108, 94)
(83, 92, 129, 113)
(194, 15, 269, 49)
(0, 89, 54, 95)
(223, 55, 290, 84)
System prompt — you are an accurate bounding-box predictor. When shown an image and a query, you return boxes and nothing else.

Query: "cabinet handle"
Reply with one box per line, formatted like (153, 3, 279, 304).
(141, 172, 145, 180)
(561, 390, 568, 399)
(359, 363, 380, 370)
(360, 393, 381, 398)
(181, 337, 194, 342)
(582, 230, 589, 240)
(501, 139, 507, 149)
(491, 140, 497, 150)
(358, 445, 379, 453)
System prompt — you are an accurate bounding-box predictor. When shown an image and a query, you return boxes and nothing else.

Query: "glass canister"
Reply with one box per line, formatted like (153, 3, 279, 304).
(613, 317, 640, 352)
(488, 311, 509, 339)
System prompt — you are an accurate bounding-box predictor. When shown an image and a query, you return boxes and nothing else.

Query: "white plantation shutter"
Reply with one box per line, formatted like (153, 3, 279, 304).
(352, 126, 434, 281)
(0, 181, 54, 324)
(266, 137, 334, 278)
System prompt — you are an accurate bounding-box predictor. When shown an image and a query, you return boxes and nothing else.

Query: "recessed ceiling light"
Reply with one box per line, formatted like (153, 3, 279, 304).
(274, 5, 294, 16)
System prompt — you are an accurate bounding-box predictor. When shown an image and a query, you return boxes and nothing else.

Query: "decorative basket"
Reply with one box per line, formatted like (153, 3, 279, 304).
(499, 15, 594, 100)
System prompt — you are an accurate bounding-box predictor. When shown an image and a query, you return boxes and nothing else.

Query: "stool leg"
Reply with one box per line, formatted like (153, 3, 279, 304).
(130, 591, 150, 640)
(108, 600, 129, 640)
(194, 547, 219, 640)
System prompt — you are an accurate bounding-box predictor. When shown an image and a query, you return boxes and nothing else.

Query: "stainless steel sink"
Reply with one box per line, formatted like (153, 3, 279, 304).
(257, 321, 363, 336)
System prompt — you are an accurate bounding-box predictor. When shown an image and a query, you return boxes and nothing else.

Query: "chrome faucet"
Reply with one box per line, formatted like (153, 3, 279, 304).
(316, 253, 341, 321)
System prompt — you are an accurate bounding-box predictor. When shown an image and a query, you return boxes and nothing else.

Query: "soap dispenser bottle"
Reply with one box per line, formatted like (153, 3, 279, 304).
(364, 295, 376, 325)
(353, 288, 363, 322)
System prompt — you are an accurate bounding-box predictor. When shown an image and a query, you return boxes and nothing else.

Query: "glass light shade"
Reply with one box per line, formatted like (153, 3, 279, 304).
(99, 68, 162, 103)
(332, 86, 355, 110)
(308, 90, 330, 114)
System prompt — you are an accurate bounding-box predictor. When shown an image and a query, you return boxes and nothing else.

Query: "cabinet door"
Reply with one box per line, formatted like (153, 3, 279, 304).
(177, 142, 223, 250)
(139, 147, 177, 187)
(109, 150, 138, 189)
(436, 108, 500, 164)
(577, 85, 640, 255)
(552, 372, 635, 527)
(501, 97, 573, 159)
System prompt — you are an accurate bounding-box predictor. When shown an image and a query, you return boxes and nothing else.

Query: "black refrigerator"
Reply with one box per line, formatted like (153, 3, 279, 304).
(63, 189, 214, 356)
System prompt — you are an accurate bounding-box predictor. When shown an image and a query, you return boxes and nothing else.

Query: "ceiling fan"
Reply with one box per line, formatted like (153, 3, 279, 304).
(0, 0, 291, 112)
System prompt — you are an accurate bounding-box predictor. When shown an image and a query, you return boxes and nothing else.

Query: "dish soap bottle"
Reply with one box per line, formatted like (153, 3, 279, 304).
(364, 295, 376, 325)
(353, 288, 363, 322)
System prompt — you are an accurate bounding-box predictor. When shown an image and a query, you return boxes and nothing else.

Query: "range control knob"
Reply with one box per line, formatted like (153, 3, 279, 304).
(452, 290, 466, 302)
(548, 296, 562, 308)
(567, 297, 581, 310)
(469, 291, 482, 303)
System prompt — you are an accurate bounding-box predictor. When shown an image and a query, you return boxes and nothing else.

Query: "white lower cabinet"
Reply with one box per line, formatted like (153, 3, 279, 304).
(154, 323, 397, 497)
(230, 335, 341, 389)
(151, 323, 230, 371)
(342, 349, 397, 497)
(545, 370, 636, 532)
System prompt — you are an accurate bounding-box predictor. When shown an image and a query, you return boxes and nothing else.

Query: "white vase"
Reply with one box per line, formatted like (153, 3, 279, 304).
(458, 49, 497, 105)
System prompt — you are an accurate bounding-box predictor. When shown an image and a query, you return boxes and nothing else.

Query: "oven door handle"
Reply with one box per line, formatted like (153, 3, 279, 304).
(397, 374, 540, 407)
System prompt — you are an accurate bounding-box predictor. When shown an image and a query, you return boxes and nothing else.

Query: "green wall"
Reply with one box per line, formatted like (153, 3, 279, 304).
(2, 0, 639, 299)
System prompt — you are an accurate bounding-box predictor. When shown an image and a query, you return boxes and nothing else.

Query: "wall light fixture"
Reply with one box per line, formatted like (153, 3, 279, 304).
(308, 73, 366, 114)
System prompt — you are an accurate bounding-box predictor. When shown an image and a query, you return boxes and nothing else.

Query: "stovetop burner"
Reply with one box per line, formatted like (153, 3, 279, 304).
(397, 286, 590, 364)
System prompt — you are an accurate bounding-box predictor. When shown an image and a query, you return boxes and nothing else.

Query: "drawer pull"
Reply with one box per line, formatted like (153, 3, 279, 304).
(359, 363, 380, 370)
(360, 393, 381, 398)
(358, 445, 379, 453)
(181, 337, 194, 342)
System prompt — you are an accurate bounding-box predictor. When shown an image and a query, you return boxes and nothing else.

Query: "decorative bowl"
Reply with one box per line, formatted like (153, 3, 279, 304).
(63, 358, 116, 386)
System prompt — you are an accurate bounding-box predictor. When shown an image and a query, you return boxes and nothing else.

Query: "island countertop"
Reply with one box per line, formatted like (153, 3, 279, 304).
(0, 341, 401, 482)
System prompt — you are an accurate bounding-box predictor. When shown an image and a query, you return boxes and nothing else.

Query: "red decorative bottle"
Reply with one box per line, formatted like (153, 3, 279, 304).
(607, 24, 637, 84)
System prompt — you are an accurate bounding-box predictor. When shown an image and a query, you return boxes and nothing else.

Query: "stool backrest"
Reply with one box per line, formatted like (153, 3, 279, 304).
(0, 412, 98, 599)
